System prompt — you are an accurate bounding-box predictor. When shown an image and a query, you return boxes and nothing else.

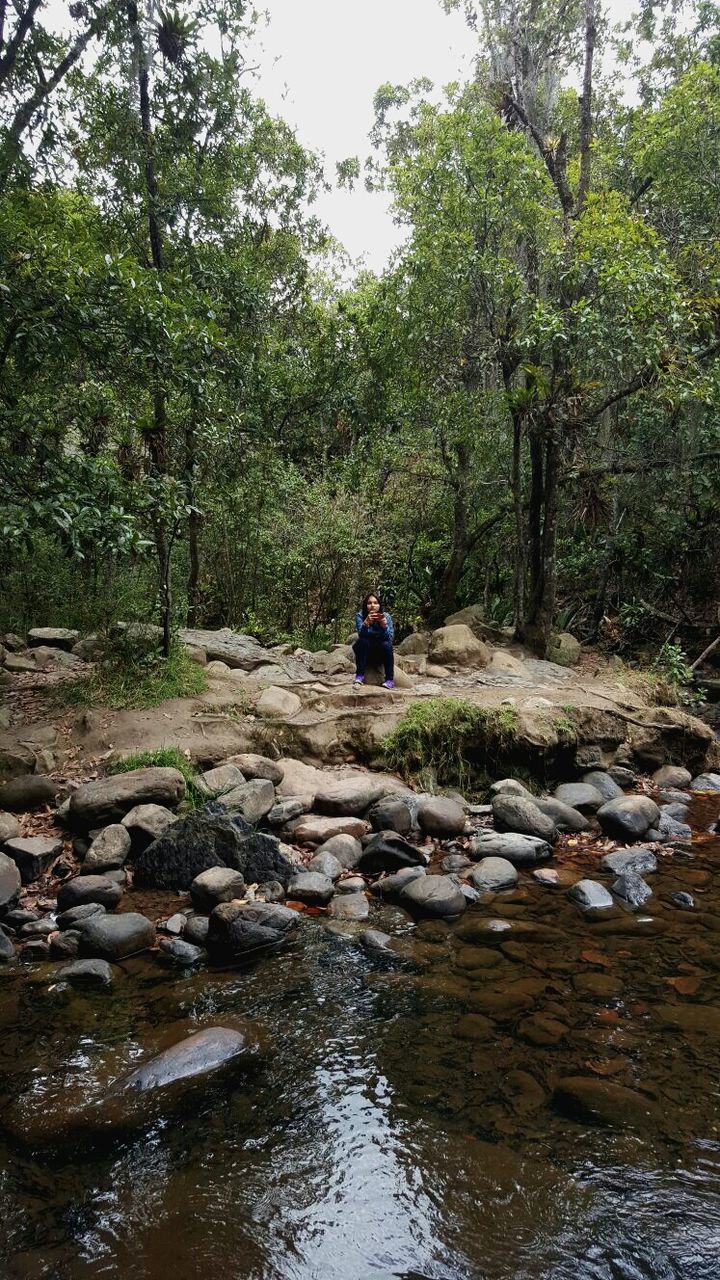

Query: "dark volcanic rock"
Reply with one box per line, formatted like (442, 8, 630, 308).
(56, 875, 122, 912)
(358, 832, 425, 876)
(134, 812, 294, 891)
(77, 912, 155, 960)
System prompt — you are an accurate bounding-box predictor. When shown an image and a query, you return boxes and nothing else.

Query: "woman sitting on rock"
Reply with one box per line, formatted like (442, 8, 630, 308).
(354, 592, 394, 688)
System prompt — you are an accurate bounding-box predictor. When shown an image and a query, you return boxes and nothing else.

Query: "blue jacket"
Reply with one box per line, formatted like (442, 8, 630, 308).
(356, 609, 394, 643)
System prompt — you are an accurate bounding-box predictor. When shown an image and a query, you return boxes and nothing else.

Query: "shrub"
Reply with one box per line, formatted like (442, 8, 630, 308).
(56, 641, 207, 711)
(382, 697, 518, 792)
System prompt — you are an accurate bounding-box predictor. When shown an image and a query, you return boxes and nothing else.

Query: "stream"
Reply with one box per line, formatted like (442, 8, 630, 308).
(1, 795, 720, 1279)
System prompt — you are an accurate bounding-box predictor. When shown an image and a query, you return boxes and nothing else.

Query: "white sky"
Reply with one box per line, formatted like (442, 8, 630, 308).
(249, 0, 477, 270)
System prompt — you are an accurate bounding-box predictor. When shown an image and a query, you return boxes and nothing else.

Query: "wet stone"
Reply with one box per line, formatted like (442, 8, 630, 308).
(158, 937, 205, 967)
(287, 872, 334, 905)
(159, 913, 187, 936)
(568, 879, 614, 911)
(600, 848, 657, 877)
(0, 931, 15, 962)
(183, 915, 210, 946)
(689, 773, 720, 792)
(78, 912, 155, 960)
(671, 891, 695, 909)
(573, 972, 623, 1000)
(56, 875, 123, 913)
(4, 908, 39, 928)
(358, 833, 425, 876)
(49, 929, 81, 959)
(371, 866, 425, 901)
(336, 876, 365, 894)
(190, 867, 246, 912)
(553, 782, 605, 814)
(597, 796, 660, 841)
(471, 833, 551, 867)
(492, 795, 556, 842)
(469, 857, 519, 893)
(399, 874, 466, 918)
(21, 940, 50, 961)
(328, 893, 369, 921)
(56, 958, 114, 988)
(56, 902, 106, 930)
(657, 812, 692, 843)
(19, 919, 55, 939)
(417, 797, 466, 838)
(613, 872, 653, 910)
(307, 851, 343, 881)
(532, 867, 578, 889)
(360, 929, 394, 953)
(441, 854, 472, 873)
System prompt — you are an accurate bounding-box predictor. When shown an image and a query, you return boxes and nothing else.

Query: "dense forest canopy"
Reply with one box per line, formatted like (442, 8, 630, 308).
(1, 0, 719, 660)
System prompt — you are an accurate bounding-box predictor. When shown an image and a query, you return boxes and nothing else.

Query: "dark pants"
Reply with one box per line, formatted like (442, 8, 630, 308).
(355, 633, 394, 680)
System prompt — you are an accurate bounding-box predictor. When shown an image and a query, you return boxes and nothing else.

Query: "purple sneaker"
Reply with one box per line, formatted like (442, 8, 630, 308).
(382, 679, 395, 689)
(353, 674, 365, 685)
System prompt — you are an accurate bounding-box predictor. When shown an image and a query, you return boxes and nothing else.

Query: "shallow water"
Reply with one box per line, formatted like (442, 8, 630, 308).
(2, 794, 720, 1279)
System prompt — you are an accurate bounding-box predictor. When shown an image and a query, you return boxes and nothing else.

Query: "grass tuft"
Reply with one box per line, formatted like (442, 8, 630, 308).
(382, 697, 519, 793)
(55, 644, 207, 711)
(109, 747, 206, 808)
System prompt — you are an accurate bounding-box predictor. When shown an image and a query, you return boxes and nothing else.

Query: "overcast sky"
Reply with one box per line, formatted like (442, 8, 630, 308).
(248, 0, 477, 270)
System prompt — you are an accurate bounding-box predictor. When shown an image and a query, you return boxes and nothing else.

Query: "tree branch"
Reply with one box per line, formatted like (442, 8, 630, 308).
(0, 0, 42, 90)
(575, 0, 597, 214)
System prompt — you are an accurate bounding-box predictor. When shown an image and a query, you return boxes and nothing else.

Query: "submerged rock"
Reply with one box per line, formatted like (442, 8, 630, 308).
(399, 874, 466, 918)
(158, 938, 205, 967)
(568, 879, 613, 911)
(600, 848, 657, 877)
(56, 959, 114, 988)
(612, 872, 653, 909)
(469, 857, 518, 893)
(207, 900, 298, 961)
(328, 894, 369, 921)
(553, 1077, 661, 1129)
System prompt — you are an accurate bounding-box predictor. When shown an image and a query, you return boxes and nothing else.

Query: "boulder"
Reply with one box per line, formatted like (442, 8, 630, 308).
(428, 625, 490, 668)
(532, 797, 589, 833)
(121, 803, 177, 853)
(256, 686, 302, 718)
(553, 782, 605, 814)
(290, 815, 370, 845)
(657, 812, 692, 843)
(314, 833, 363, 870)
(396, 632, 430, 656)
(568, 879, 613, 911)
(57, 902, 106, 930)
(314, 776, 407, 818)
(183, 643, 207, 666)
(307, 649, 353, 676)
(443, 605, 488, 636)
(371, 866, 425, 901)
(471, 832, 551, 866)
(580, 771, 623, 803)
(158, 938, 205, 967)
(0, 811, 20, 843)
(367, 796, 413, 835)
(0, 775, 57, 812)
(217, 779, 275, 824)
(4, 653, 36, 672)
(4, 836, 63, 884)
(612, 872, 653, 909)
(57, 875, 123, 912)
(327, 893, 369, 921)
(596, 796, 660, 841)
(207, 900, 297, 960)
(0, 851, 21, 908)
(196, 763, 245, 797)
(491, 795, 556, 842)
(469, 857, 519, 893)
(307, 851, 343, 881)
(69, 767, 186, 828)
(652, 765, 691, 789)
(133, 810, 248, 889)
(32, 646, 81, 670)
(81, 824, 131, 874)
(360, 929, 395, 953)
(417, 796, 466, 838)
(690, 773, 720, 792)
(287, 872, 334, 905)
(358, 832, 425, 876)
(190, 867, 246, 912)
(489, 779, 532, 798)
(56, 958, 114, 988)
(399, 874, 466, 918)
(78, 912, 155, 960)
(600, 848, 657, 877)
(547, 633, 581, 666)
(268, 798, 309, 828)
(224, 753, 284, 785)
(608, 765, 635, 788)
(27, 627, 80, 651)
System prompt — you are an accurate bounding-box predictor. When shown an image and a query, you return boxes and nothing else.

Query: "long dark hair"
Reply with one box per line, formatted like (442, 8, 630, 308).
(361, 591, 382, 618)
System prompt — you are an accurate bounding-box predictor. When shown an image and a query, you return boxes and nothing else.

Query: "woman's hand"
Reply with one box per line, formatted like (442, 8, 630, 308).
(377, 612, 387, 628)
